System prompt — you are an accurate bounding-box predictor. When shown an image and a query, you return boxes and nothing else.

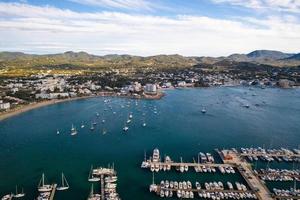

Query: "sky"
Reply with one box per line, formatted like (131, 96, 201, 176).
(0, 0, 299, 56)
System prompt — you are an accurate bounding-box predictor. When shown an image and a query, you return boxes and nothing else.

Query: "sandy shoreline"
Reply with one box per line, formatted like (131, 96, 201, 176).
(0, 96, 96, 122)
(0, 91, 165, 122)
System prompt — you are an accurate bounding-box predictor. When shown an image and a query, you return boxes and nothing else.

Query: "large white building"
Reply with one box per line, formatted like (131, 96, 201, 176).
(0, 101, 10, 110)
(144, 84, 157, 95)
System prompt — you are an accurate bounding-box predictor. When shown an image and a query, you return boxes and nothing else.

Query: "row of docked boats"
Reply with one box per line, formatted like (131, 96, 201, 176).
(2, 173, 69, 200)
(198, 152, 215, 163)
(197, 191, 257, 199)
(150, 180, 257, 199)
(240, 147, 300, 162)
(87, 165, 120, 200)
(254, 168, 300, 182)
(157, 180, 248, 192)
(1, 186, 25, 200)
(36, 173, 69, 200)
(273, 188, 300, 198)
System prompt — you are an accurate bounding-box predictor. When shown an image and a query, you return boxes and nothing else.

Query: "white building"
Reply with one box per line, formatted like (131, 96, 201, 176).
(0, 102, 10, 110)
(144, 84, 157, 95)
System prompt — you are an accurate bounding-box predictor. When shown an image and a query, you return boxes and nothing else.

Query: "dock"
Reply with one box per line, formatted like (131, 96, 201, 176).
(143, 161, 234, 168)
(220, 150, 274, 200)
(49, 184, 57, 200)
(87, 166, 121, 200)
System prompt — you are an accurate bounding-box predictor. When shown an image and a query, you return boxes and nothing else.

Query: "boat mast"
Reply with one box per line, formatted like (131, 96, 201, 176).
(152, 172, 155, 185)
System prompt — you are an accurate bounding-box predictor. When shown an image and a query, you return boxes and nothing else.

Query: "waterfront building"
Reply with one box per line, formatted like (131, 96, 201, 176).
(0, 101, 10, 110)
(144, 84, 157, 95)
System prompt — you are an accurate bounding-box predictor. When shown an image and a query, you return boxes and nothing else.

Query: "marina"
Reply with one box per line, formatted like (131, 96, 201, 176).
(143, 148, 300, 200)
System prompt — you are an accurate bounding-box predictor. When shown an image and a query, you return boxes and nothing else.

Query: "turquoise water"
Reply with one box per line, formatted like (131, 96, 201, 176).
(0, 87, 300, 199)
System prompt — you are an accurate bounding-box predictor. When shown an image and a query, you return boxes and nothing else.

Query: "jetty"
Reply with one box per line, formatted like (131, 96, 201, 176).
(220, 149, 273, 200)
(87, 165, 120, 200)
(49, 184, 57, 200)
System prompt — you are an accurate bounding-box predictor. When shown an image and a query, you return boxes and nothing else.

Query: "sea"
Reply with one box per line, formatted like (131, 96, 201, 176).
(0, 87, 299, 199)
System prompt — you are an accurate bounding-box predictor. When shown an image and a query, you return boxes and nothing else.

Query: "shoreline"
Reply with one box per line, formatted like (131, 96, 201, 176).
(0, 95, 96, 122)
(0, 91, 164, 122)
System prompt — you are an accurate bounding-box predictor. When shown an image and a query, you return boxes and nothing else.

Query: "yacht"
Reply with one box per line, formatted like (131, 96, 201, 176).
(81, 122, 85, 128)
(201, 107, 206, 113)
(152, 148, 160, 162)
(142, 122, 147, 127)
(56, 173, 69, 191)
(38, 173, 53, 192)
(70, 124, 77, 136)
(129, 114, 133, 119)
(56, 129, 60, 135)
(14, 186, 25, 198)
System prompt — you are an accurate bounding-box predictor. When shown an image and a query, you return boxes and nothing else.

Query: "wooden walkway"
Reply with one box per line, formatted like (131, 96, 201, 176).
(145, 161, 234, 168)
(49, 184, 57, 200)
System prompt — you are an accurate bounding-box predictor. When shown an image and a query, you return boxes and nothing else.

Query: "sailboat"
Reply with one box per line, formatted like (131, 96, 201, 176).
(201, 107, 206, 114)
(38, 173, 53, 192)
(87, 184, 101, 200)
(90, 123, 95, 131)
(70, 124, 77, 136)
(56, 173, 69, 191)
(14, 185, 25, 198)
(56, 129, 60, 135)
(88, 166, 100, 182)
(81, 122, 85, 128)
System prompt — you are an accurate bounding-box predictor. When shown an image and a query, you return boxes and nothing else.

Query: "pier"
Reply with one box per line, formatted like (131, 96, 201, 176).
(220, 149, 275, 200)
(49, 184, 57, 200)
(143, 161, 234, 169)
(87, 166, 120, 200)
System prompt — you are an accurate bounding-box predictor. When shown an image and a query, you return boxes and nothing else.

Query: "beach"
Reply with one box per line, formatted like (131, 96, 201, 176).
(0, 91, 165, 121)
(0, 96, 96, 122)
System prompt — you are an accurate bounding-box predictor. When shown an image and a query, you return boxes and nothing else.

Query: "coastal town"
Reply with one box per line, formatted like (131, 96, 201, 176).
(0, 64, 299, 115)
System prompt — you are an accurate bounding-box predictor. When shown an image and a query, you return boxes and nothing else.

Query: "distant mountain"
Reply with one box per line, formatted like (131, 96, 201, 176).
(0, 50, 299, 77)
(246, 50, 293, 60)
(285, 53, 300, 60)
(0, 51, 31, 60)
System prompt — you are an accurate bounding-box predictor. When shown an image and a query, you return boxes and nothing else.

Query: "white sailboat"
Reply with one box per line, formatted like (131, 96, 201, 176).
(90, 123, 95, 131)
(71, 124, 77, 136)
(14, 185, 25, 198)
(38, 173, 53, 192)
(56, 173, 69, 191)
(88, 166, 100, 182)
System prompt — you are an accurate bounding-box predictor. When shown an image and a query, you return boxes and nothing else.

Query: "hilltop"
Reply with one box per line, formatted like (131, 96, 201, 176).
(0, 50, 299, 77)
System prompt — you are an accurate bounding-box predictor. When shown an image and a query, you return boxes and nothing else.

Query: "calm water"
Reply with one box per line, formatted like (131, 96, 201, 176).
(0, 87, 300, 199)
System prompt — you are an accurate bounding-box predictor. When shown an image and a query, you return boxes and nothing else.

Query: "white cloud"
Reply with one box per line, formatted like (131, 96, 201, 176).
(211, 0, 300, 13)
(0, 2, 299, 56)
(68, 0, 157, 11)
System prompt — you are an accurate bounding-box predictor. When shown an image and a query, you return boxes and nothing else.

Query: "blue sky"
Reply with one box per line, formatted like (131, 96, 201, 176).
(0, 0, 299, 56)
